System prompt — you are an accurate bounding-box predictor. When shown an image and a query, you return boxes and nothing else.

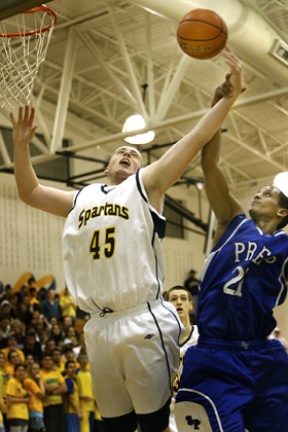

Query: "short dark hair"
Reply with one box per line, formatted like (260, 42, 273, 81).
(65, 360, 75, 369)
(277, 190, 288, 229)
(14, 362, 27, 372)
(167, 285, 192, 301)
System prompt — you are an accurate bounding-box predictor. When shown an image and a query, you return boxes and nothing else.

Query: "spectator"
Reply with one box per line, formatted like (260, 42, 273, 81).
(63, 360, 82, 432)
(25, 354, 35, 370)
(76, 352, 95, 432)
(42, 290, 61, 322)
(23, 332, 43, 363)
(43, 338, 57, 356)
(6, 363, 29, 432)
(2, 333, 25, 365)
(0, 301, 12, 321)
(16, 302, 33, 327)
(49, 324, 64, 347)
(51, 348, 65, 374)
(0, 329, 7, 351)
(5, 350, 21, 378)
(59, 288, 77, 324)
(25, 361, 45, 432)
(0, 317, 11, 339)
(0, 390, 6, 432)
(0, 352, 8, 401)
(37, 288, 47, 305)
(62, 316, 73, 335)
(10, 319, 26, 350)
(40, 353, 67, 432)
(28, 287, 40, 310)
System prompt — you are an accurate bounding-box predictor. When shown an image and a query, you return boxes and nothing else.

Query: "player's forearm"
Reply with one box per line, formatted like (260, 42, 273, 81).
(146, 91, 239, 195)
(13, 143, 40, 205)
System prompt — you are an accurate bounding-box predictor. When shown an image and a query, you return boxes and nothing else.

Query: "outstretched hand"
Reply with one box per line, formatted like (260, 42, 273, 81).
(211, 47, 246, 107)
(9, 106, 37, 147)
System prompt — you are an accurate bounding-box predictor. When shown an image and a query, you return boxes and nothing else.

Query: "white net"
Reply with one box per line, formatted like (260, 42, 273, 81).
(0, 6, 57, 108)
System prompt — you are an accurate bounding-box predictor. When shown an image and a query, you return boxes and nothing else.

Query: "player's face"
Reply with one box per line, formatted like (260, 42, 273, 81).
(105, 146, 143, 182)
(168, 289, 192, 319)
(249, 186, 283, 221)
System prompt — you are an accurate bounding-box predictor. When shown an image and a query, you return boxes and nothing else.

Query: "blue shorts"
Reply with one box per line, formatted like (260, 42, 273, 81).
(65, 413, 80, 432)
(175, 338, 288, 432)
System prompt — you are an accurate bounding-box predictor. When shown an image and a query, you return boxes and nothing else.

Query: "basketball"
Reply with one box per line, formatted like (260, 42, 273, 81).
(176, 8, 228, 60)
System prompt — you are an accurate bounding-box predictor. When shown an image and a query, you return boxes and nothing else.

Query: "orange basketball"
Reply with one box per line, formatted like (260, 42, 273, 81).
(176, 8, 228, 60)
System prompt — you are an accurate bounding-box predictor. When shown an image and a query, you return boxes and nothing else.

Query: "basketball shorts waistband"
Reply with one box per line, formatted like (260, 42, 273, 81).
(198, 336, 268, 351)
(90, 297, 164, 320)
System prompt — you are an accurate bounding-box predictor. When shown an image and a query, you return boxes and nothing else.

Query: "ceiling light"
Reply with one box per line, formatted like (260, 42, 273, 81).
(122, 114, 155, 145)
(273, 172, 288, 198)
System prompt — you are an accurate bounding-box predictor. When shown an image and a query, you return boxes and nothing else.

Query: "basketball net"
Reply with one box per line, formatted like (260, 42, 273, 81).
(0, 5, 57, 108)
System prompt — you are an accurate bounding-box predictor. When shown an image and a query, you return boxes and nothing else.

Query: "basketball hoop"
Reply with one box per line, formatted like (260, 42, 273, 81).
(0, 4, 57, 108)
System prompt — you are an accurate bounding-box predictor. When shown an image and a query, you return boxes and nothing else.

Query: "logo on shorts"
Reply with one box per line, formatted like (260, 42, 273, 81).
(144, 334, 154, 339)
(185, 415, 201, 429)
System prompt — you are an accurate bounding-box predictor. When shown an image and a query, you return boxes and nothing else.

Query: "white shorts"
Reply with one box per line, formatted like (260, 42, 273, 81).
(84, 298, 184, 418)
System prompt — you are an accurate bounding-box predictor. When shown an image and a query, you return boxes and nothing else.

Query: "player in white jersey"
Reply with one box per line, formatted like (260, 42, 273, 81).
(10, 49, 243, 432)
(167, 286, 199, 432)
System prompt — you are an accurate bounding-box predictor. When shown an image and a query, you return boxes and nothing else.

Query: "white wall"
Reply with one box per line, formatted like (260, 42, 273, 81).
(0, 173, 66, 290)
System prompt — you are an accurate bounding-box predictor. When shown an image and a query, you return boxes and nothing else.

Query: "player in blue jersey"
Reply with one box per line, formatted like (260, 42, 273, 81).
(10, 49, 243, 432)
(175, 75, 288, 432)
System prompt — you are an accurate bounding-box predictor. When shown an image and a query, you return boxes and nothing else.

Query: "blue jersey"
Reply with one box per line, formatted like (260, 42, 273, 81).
(198, 214, 288, 340)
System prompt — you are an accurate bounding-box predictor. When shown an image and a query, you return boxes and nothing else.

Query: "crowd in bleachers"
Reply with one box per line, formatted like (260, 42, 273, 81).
(0, 277, 105, 432)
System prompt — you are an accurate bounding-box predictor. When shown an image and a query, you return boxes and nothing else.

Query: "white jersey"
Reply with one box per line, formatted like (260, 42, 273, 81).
(174, 325, 199, 393)
(62, 169, 166, 314)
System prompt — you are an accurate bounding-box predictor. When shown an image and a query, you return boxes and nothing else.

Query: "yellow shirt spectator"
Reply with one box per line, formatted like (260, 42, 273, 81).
(6, 364, 29, 421)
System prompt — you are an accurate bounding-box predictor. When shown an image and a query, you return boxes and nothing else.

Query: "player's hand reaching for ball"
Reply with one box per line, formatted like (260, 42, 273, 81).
(212, 48, 245, 107)
(10, 106, 37, 148)
(222, 47, 245, 97)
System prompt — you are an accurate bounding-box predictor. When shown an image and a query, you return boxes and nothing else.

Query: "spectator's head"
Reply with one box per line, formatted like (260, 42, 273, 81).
(14, 362, 27, 381)
(63, 346, 75, 361)
(51, 347, 62, 366)
(41, 354, 53, 371)
(25, 354, 35, 368)
(44, 338, 56, 354)
(62, 316, 73, 329)
(47, 289, 55, 301)
(0, 300, 11, 317)
(25, 332, 36, 347)
(8, 349, 20, 365)
(65, 360, 76, 377)
(29, 287, 37, 298)
(7, 332, 18, 348)
(49, 316, 58, 326)
(77, 352, 88, 369)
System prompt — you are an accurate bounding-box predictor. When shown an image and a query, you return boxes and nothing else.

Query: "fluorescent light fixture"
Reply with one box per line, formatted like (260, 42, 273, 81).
(122, 114, 155, 145)
(273, 172, 288, 198)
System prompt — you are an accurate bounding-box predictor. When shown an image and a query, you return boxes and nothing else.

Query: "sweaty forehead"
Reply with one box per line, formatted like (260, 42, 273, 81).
(259, 185, 279, 194)
(169, 289, 188, 298)
(115, 146, 142, 158)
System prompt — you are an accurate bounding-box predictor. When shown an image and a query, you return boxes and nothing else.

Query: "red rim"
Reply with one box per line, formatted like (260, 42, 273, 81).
(0, 4, 58, 38)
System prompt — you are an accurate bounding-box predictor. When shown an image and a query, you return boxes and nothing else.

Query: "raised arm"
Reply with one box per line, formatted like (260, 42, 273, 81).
(10, 106, 75, 218)
(141, 49, 243, 212)
(201, 129, 243, 246)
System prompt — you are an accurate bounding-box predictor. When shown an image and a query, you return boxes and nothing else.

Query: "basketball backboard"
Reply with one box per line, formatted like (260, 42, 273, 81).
(0, 0, 53, 20)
